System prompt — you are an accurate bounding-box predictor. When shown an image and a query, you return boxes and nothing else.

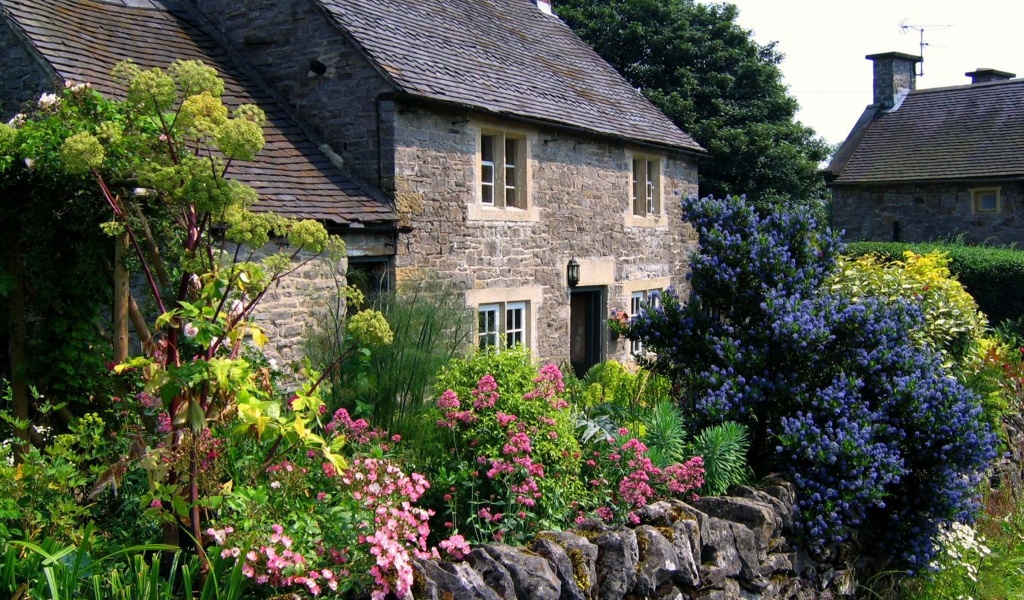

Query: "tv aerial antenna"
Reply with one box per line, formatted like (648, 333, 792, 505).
(899, 19, 953, 77)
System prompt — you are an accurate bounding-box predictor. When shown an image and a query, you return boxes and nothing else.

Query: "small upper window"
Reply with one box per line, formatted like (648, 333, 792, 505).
(971, 188, 1000, 214)
(480, 132, 525, 209)
(631, 157, 661, 217)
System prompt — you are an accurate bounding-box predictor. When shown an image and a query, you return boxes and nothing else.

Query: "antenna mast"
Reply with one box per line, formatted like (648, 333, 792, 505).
(899, 19, 953, 77)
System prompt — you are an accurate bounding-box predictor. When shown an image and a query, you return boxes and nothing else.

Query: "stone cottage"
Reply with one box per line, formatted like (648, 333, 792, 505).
(826, 51, 1024, 246)
(0, 0, 704, 374)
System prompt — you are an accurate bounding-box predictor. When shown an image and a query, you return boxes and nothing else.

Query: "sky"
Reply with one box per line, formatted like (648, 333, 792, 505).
(713, 0, 1024, 147)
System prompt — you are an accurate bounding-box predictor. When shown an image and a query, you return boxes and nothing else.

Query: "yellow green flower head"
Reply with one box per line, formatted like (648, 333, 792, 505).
(126, 68, 177, 113)
(111, 60, 142, 87)
(0, 123, 15, 154)
(325, 236, 347, 262)
(234, 104, 267, 127)
(288, 219, 329, 253)
(227, 179, 259, 209)
(60, 132, 105, 174)
(347, 309, 394, 347)
(95, 120, 123, 145)
(216, 118, 264, 161)
(170, 59, 225, 98)
(178, 91, 228, 136)
(224, 205, 271, 248)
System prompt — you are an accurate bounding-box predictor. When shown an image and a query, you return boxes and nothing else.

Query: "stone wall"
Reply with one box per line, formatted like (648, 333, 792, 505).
(414, 483, 856, 600)
(0, 18, 54, 118)
(833, 182, 1024, 245)
(189, 0, 396, 193)
(391, 107, 699, 365)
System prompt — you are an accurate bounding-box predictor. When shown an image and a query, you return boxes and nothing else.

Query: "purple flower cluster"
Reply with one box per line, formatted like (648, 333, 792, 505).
(626, 195, 997, 570)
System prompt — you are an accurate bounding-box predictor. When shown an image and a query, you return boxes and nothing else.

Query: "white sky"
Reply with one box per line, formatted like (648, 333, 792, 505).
(712, 0, 1024, 147)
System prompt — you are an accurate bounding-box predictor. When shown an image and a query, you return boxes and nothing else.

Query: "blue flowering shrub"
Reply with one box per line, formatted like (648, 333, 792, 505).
(626, 195, 997, 570)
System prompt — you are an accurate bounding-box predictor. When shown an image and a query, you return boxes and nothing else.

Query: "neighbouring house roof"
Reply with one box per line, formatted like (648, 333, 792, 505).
(828, 79, 1024, 185)
(0, 0, 396, 226)
(314, 0, 704, 154)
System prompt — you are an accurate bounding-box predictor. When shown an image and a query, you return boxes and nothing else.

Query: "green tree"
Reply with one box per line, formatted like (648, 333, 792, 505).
(556, 0, 830, 210)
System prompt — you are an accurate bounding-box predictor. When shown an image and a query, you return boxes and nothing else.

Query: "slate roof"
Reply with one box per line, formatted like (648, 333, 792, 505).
(0, 0, 396, 226)
(829, 79, 1024, 184)
(315, 0, 703, 154)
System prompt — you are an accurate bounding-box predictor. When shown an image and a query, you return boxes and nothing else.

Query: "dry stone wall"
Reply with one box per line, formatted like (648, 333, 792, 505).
(833, 182, 1024, 244)
(413, 483, 856, 600)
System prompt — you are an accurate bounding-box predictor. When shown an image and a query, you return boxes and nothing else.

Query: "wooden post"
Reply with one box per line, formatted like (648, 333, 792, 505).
(113, 234, 129, 362)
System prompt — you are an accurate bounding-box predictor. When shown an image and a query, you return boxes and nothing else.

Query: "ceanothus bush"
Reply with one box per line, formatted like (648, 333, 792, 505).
(626, 195, 996, 570)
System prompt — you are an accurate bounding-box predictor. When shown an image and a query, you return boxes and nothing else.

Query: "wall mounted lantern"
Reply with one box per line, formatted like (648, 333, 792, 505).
(567, 258, 580, 289)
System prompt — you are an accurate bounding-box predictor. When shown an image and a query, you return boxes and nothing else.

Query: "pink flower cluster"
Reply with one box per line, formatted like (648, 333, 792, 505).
(439, 534, 472, 560)
(435, 389, 478, 428)
(522, 363, 569, 409)
(345, 457, 434, 600)
(325, 408, 380, 444)
(209, 524, 343, 597)
(581, 428, 706, 522)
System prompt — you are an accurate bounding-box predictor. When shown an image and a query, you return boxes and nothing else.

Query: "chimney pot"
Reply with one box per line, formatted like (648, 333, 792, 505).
(866, 51, 921, 110)
(965, 68, 1016, 84)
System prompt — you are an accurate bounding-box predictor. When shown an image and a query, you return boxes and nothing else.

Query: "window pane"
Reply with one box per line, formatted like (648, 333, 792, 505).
(505, 302, 526, 348)
(478, 306, 498, 349)
(632, 159, 644, 216)
(646, 160, 656, 214)
(981, 193, 997, 211)
(630, 292, 644, 354)
(481, 135, 494, 163)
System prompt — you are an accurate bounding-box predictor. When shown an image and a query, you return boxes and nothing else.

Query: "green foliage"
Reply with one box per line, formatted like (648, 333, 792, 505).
(688, 421, 749, 496)
(426, 353, 585, 542)
(306, 272, 473, 443)
(831, 251, 991, 374)
(555, 0, 829, 210)
(641, 400, 687, 468)
(846, 241, 1024, 327)
(435, 345, 540, 404)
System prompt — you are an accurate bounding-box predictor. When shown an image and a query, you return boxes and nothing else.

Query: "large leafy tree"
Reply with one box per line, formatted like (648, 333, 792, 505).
(556, 0, 830, 209)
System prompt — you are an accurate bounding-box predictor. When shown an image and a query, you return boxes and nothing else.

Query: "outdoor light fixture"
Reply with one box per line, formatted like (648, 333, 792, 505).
(567, 258, 580, 288)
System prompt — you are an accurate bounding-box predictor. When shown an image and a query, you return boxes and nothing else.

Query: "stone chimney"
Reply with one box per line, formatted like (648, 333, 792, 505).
(965, 68, 1016, 84)
(532, 0, 552, 15)
(866, 52, 921, 109)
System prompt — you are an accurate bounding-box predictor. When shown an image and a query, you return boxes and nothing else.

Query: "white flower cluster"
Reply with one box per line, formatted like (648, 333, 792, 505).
(37, 92, 60, 110)
(6, 113, 26, 128)
(931, 521, 992, 582)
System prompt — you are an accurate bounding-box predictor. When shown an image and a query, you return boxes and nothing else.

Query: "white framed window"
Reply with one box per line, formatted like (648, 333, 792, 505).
(478, 304, 499, 349)
(629, 289, 662, 354)
(971, 187, 1000, 214)
(631, 157, 661, 217)
(477, 301, 529, 350)
(480, 132, 526, 209)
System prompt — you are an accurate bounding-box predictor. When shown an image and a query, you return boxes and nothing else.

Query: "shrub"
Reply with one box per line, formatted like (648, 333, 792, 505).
(845, 241, 1024, 327)
(689, 421, 749, 496)
(830, 251, 990, 374)
(426, 349, 584, 543)
(626, 195, 997, 570)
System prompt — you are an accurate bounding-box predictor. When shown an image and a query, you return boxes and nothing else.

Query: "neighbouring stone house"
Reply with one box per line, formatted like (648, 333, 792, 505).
(1, 0, 704, 375)
(826, 51, 1024, 246)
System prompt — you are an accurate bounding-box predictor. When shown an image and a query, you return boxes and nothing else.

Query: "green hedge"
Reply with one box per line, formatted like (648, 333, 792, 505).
(845, 241, 1024, 326)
